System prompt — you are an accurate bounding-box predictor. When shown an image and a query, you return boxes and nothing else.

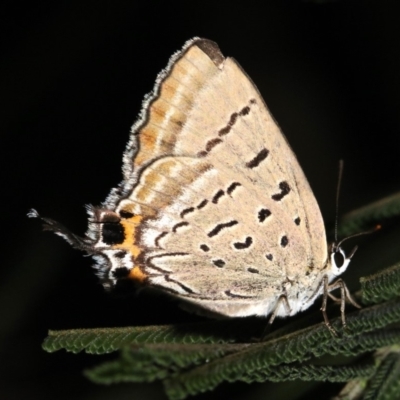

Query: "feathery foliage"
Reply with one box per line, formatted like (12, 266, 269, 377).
(42, 193, 400, 399)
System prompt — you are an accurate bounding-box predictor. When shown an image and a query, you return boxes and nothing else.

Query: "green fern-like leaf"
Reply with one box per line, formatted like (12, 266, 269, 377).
(361, 263, 400, 305)
(85, 343, 249, 384)
(42, 194, 400, 399)
(362, 350, 400, 400)
(158, 300, 400, 399)
(42, 319, 264, 354)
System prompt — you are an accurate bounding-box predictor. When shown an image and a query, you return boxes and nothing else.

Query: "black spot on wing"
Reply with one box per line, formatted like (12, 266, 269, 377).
(154, 231, 168, 247)
(218, 125, 231, 136)
(247, 267, 259, 274)
(212, 189, 225, 204)
(206, 138, 223, 152)
(233, 236, 253, 249)
(180, 207, 195, 218)
(102, 222, 125, 245)
(280, 236, 289, 247)
(213, 259, 226, 268)
(218, 100, 256, 137)
(246, 148, 269, 169)
(228, 112, 238, 126)
(266, 254, 273, 261)
(218, 112, 237, 137)
(258, 208, 271, 222)
(294, 217, 301, 226)
(271, 181, 291, 201)
(200, 244, 210, 252)
(240, 105, 250, 116)
(227, 182, 241, 195)
(198, 138, 224, 157)
(207, 220, 238, 238)
(197, 199, 208, 209)
(172, 222, 189, 233)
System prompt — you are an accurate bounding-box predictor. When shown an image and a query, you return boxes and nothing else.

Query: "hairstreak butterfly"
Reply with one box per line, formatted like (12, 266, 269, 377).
(29, 38, 360, 333)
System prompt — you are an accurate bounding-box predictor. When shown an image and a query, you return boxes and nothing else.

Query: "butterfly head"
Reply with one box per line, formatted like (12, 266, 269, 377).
(329, 243, 357, 277)
(328, 223, 381, 278)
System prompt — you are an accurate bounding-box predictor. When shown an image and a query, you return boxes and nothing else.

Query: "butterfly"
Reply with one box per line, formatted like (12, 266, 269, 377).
(29, 38, 360, 333)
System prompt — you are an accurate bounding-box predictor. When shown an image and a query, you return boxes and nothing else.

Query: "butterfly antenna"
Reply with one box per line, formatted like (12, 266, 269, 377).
(334, 160, 344, 244)
(337, 225, 381, 249)
(334, 160, 381, 249)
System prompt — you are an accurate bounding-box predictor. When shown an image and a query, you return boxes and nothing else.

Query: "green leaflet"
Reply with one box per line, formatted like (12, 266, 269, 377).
(361, 263, 400, 305)
(42, 319, 262, 354)
(362, 350, 400, 400)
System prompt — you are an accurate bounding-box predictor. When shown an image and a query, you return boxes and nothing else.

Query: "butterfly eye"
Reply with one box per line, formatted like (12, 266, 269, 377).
(333, 250, 345, 268)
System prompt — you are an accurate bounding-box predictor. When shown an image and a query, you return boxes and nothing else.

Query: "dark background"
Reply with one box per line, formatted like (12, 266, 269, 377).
(2, 1, 400, 399)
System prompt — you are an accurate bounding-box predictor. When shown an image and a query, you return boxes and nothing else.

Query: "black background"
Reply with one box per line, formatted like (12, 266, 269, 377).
(2, 1, 400, 399)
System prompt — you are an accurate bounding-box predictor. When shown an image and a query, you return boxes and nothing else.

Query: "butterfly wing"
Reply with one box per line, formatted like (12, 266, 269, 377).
(108, 38, 327, 317)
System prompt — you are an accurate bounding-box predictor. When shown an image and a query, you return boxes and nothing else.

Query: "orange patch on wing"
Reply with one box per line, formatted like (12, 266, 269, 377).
(135, 127, 158, 167)
(140, 128, 157, 149)
(113, 216, 143, 259)
(129, 266, 147, 283)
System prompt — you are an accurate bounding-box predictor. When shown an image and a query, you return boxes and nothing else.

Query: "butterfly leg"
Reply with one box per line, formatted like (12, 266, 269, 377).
(328, 286, 361, 308)
(268, 295, 291, 326)
(260, 295, 291, 338)
(324, 277, 362, 333)
(321, 275, 338, 335)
